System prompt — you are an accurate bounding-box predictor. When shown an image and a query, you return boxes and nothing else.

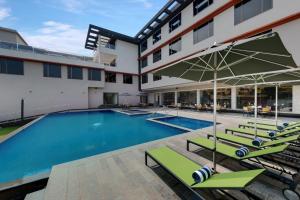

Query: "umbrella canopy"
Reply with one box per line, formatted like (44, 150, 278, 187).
(221, 70, 300, 134)
(155, 32, 297, 81)
(153, 32, 298, 171)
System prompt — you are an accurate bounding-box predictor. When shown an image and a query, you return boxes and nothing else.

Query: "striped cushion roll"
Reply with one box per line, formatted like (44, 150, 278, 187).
(235, 146, 249, 157)
(277, 125, 284, 132)
(192, 165, 214, 183)
(252, 137, 264, 147)
(267, 130, 277, 138)
(283, 122, 289, 127)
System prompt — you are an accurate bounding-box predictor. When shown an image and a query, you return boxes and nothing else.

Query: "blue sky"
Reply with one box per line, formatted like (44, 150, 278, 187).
(0, 0, 166, 55)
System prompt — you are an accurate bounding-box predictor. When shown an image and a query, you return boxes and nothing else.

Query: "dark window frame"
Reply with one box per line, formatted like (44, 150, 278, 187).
(43, 63, 61, 78)
(234, 0, 273, 25)
(88, 68, 101, 81)
(153, 49, 162, 63)
(169, 38, 182, 55)
(105, 71, 117, 83)
(193, 19, 214, 44)
(123, 74, 133, 84)
(153, 74, 162, 81)
(193, 0, 213, 16)
(152, 29, 161, 44)
(169, 13, 181, 33)
(141, 57, 148, 68)
(141, 74, 148, 84)
(0, 58, 24, 75)
(68, 66, 83, 80)
(140, 40, 148, 52)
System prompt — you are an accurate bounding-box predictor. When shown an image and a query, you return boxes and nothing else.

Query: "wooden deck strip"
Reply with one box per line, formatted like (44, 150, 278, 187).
(41, 110, 293, 200)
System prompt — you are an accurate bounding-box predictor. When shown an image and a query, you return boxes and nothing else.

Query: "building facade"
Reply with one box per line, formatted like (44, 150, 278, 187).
(1, 0, 300, 121)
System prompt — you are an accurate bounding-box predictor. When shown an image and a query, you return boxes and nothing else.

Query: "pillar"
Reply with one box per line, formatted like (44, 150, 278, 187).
(231, 87, 237, 109)
(174, 91, 178, 105)
(196, 89, 201, 105)
(159, 92, 163, 106)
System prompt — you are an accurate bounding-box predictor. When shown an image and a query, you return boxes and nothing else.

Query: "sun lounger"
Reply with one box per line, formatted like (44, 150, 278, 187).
(208, 132, 299, 149)
(225, 127, 300, 139)
(248, 120, 300, 127)
(239, 123, 299, 131)
(145, 146, 265, 199)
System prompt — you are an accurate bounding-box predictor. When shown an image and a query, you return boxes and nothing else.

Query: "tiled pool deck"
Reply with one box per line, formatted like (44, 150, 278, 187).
(27, 109, 298, 200)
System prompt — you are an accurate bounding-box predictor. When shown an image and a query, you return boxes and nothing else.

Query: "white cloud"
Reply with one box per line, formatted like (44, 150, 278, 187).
(0, 0, 10, 21)
(23, 21, 90, 56)
(0, 7, 10, 20)
(60, 0, 83, 13)
(130, 0, 153, 9)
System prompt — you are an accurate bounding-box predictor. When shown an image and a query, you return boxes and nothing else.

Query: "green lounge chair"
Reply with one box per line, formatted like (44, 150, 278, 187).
(225, 127, 300, 139)
(145, 146, 265, 199)
(248, 120, 300, 127)
(239, 123, 298, 131)
(208, 132, 300, 149)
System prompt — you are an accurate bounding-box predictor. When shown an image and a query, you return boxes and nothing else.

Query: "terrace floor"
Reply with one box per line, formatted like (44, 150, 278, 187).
(27, 109, 299, 200)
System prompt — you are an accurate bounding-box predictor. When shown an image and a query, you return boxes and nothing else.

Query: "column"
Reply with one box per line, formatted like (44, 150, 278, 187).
(292, 85, 300, 113)
(231, 87, 237, 109)
(159, 92, 163, 106)
(174, 91, 178, 105)
(196, 89, 201, 105)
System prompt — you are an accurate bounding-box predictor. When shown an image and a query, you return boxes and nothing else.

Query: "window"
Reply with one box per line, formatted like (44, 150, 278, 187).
(153, 74, 162, 81)
(169, 38, 181, 55)
(153, 29, 161, 44)
(177, 91, 197, 106)
(105, 71, 116, 83)
(153, 49, 162, 63)
(123, 74, 133, 84)
(234, 0, 272, 25)
(169, 13, 181, 33)
(193, 20, 214, 44)
(141, 57, 148, 68)
(68, 66, 83, 80)
(0, 58, 24, 75)
(163, 92, 175, 106)
(141, 74, 148, 84)
(43, 63, 61, 78)
(88, 68, 101, 81)
(194, 0, 213, 16)
(141, 40, 148, 52)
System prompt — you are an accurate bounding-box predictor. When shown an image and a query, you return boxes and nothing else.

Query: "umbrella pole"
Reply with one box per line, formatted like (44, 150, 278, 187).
(254, 83, 258, 137)
(213, 70, 217, 171)
(275, 84, 278, 127)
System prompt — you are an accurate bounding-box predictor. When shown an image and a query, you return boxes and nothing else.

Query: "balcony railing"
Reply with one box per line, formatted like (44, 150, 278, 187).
(0, 41, 94, 62)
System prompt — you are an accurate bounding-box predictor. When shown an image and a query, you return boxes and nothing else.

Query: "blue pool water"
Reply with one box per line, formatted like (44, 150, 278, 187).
(0, 110, 186, 184)
(155, 116, 213, 130)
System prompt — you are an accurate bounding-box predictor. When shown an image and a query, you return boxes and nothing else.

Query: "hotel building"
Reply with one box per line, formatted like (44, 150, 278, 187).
(1, 0, 300, 121)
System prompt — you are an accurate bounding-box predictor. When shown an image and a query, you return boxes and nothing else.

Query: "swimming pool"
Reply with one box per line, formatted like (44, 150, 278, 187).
(0, 110, 186, 184)
(154, 116, 213, 130)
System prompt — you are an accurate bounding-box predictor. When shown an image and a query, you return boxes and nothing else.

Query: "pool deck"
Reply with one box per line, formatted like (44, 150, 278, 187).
(28, 109, 298, 200)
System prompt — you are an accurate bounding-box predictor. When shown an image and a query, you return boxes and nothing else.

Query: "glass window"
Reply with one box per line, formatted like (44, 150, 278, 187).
(141, 57, 148, 68)
(153, 29, 161, 44)
(68, 66, 83, 80)
(163, 92, 175, 106)
(200, 89, 231, 108)
(193, 20, 214, 44)
(193, 0, 213, 16)
(43, 63, 61, 78)
(234, 0, 273, 25)
(105, 71, 116, 83)
(141, 74, 148, 84)
(177, 91, 197, 106)
(169, 38, 181, 55)
(103, 93, 118, 105)
(153, 49, 161, 63)
(169, 13, 181, 33)
(123, 74, 133, 84)
(153, 74, 162, 81)
(0, 58, 24, 75)
(141, 40, 147, 52)
(88, 68, 101, 81)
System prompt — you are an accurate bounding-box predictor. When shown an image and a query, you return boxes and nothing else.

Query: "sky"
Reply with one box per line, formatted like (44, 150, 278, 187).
(0, 0, 166, 56)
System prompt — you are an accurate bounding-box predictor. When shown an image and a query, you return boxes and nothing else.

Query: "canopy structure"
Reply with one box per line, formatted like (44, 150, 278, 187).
(221, 70, 300, 135)
(154, 32, 298, 171)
